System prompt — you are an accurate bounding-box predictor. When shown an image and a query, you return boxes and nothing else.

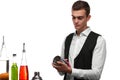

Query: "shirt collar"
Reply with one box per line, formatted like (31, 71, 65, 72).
(74, 27, 91, 37)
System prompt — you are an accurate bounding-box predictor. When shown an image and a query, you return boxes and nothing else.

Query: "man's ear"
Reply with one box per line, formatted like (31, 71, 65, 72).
(87, 15, 91, 21)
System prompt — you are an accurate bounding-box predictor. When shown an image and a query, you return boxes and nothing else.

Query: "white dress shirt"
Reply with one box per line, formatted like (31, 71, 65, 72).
(60, 28, 106, 80)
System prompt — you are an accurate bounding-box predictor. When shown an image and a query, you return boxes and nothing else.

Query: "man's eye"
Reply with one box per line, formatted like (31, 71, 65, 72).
(72, 16, 84, 20)
(72, 16, 76, 19)
(77, 16, 83, 20)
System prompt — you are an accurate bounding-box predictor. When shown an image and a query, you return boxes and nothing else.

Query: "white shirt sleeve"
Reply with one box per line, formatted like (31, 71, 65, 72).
(57, 40, 66, 76)
(71, 36, 106, 80)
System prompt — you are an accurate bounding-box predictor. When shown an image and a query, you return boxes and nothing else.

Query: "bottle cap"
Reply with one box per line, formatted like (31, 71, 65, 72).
(13, 54, 16, 56)
(34, 72, 37, 75)
(23, 43, 26, 52)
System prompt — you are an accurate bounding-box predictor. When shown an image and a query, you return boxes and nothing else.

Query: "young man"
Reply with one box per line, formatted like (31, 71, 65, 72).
(52, 0, 106, 80)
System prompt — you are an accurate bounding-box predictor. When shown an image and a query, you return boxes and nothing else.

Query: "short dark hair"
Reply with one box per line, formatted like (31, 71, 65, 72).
(72, 0, 90, 17)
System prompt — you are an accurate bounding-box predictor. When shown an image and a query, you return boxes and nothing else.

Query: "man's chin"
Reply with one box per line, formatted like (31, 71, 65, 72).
(75, 27, 80, 30)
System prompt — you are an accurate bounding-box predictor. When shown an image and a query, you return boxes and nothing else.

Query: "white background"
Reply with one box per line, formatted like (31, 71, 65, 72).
(0, 0, 120, 80)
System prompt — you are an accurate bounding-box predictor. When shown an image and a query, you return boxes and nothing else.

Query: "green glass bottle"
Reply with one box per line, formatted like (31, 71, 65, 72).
(11, 54, 18, 80)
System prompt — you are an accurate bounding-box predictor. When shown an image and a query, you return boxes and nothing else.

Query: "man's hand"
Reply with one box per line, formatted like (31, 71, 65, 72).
(52, 61, 72, 74)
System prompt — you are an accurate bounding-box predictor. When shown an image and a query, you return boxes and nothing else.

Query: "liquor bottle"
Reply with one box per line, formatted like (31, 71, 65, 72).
(32, 72, 42, 80)
(19, 43, 29, 80)
(11, 54, 18, 80)
(0, 36, 9, 80)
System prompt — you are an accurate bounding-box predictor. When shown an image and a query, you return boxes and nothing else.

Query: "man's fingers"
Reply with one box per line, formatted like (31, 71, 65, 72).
(57, 61, 64, 65)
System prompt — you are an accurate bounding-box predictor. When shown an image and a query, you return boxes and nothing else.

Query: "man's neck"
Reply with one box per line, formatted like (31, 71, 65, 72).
(76, 26, 88, 35)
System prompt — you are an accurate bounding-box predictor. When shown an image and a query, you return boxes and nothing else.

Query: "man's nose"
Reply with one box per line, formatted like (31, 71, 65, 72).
(74, 18, 79, 23)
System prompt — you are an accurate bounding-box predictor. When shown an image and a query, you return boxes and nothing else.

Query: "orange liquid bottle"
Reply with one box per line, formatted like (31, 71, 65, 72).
(19, 43, 29, 80)
(19, 66, 28, 80)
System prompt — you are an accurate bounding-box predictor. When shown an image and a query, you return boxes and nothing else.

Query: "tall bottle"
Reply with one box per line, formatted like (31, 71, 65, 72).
(0, 36, 9, 80)
(19, 43, 29, 80)
(11, 54, 18, 80)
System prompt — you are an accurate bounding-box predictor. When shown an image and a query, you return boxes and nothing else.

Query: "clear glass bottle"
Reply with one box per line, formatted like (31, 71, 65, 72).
(11, 54, 18, 80)
(19, 43, 29, 80)
(0, 36, 9, 80)
(32, 72, 42, 80)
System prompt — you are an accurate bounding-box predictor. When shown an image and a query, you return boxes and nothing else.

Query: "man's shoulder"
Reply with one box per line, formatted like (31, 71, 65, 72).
(66, 33, 74, 38)
(91, 31, 106, 44)
(64, 33, 74, 44)
(90, 31, 101, 36)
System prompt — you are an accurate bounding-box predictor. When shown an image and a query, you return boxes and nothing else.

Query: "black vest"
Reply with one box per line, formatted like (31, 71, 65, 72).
(64, 31, 100, 80)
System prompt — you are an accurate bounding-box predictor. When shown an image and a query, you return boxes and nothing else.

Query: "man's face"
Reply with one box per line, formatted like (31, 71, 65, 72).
(72, 9, 90, 33)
